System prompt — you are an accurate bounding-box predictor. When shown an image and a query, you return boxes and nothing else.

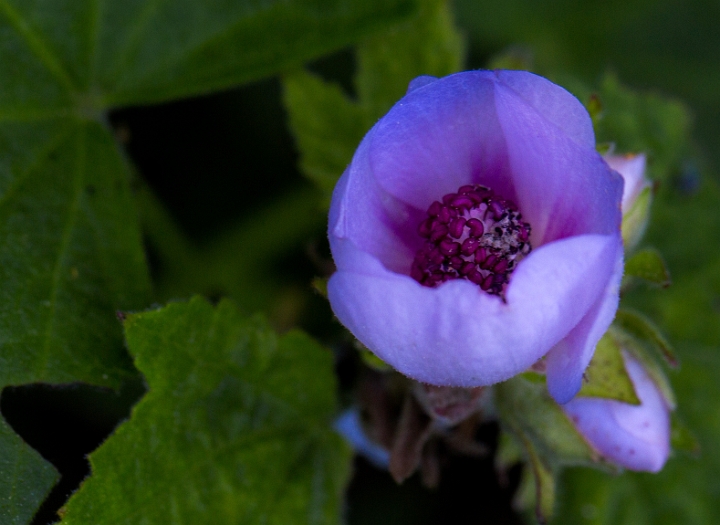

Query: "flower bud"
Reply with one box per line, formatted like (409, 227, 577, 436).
(604, 153, 651, 250)
(562, 351, 671, 472)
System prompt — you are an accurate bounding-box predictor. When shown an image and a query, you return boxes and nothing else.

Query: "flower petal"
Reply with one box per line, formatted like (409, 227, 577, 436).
(407, 75, 438, 93)
(494, 78, 624, 244)
(545, 237, 624, 404)
(493, 70, 596, 150)
(368, 71, 516, 211)
(328, 233, 621, 387)
(329, 132, 423, 273)
(604, 153, 648, 213)
(563, 353, 670, 472)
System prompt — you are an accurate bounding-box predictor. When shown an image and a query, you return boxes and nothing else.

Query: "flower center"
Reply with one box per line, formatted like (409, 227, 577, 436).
(410, 184, 532, 296)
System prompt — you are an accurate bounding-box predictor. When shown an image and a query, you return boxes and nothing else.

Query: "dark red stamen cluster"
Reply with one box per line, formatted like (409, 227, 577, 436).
(410, 184, 532, 296)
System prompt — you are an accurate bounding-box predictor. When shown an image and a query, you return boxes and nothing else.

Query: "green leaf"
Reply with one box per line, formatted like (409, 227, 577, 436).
(283, 0, 463, 202)
(355, 0, 464, 121)
(614, 309, 677, 368)
(1, 0, 414, 505)
(623, 247, 671, 288)
(0, 120, 148, 388)
(591, 73, 692, 183)
(283, 72, 367, 201)
(93, 0, 420, 107)
(577, 332, 639, 404)
(59, 296, 351, 524)
(0, 419, 58, 525)
(0, 117, 150, 521)
(0, 0, 419, 109)
(495, 377, 596, 467)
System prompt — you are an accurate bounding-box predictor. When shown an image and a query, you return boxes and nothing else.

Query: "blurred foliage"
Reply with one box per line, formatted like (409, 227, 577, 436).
(284, 0, 463, 204)
(454, 0, 720, 174)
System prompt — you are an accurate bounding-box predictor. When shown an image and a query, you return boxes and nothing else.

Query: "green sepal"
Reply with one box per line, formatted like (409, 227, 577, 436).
(624, 247, 671, 288)
(614, 309, 678, 368)
(358, 345, 393, 372)
(578, 331, 640, 404)
(612, 316, 677, 410)
(495, 376, 605, 520)
(497, 375, 619, 523)
(622, 186, 653, 251)
(495, 431, 525, 472)
(496, 377, 598, 466)
(521, 436, 557, 525)
(507, 429, 557, 525)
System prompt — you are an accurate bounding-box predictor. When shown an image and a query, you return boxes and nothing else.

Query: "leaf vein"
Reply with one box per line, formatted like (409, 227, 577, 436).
(38, 126, 87, 376)
(0, 0, 77, 92)
(0, 122, 75, 211)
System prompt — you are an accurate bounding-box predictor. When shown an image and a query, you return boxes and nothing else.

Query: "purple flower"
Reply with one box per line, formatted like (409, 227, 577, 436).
(563, 352, 671, 472)
(328, 70, 624, 404)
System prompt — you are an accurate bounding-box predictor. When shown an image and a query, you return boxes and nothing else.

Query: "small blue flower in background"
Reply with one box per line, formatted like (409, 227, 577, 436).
(334, 409, 390, 469)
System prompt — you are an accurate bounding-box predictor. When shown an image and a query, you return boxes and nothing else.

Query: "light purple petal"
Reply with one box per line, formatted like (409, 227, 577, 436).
(545, 237, 624, 404)
(604, 153, 648, 213)
(368, 71, 516, 212)
(563, 353, 670, 472)
(328, 233, 620, 386)
(329, 133, 422, 273)
(494, 78, 624, 244)
(407, 75, 438, 93)
(493, 70, 596, 150)
(327, 69, 624, 396)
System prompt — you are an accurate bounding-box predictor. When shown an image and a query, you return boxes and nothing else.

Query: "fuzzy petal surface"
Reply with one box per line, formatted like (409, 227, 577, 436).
(328, 69, 624, 394)
(545, 238, 624, 404)
(563, 353, 671, 472)
(329, 233, 620, 386)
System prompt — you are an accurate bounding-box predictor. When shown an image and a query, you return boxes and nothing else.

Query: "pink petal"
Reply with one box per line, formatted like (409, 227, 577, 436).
(604, 153, 648, 213)
(563, 353, 670, 472)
